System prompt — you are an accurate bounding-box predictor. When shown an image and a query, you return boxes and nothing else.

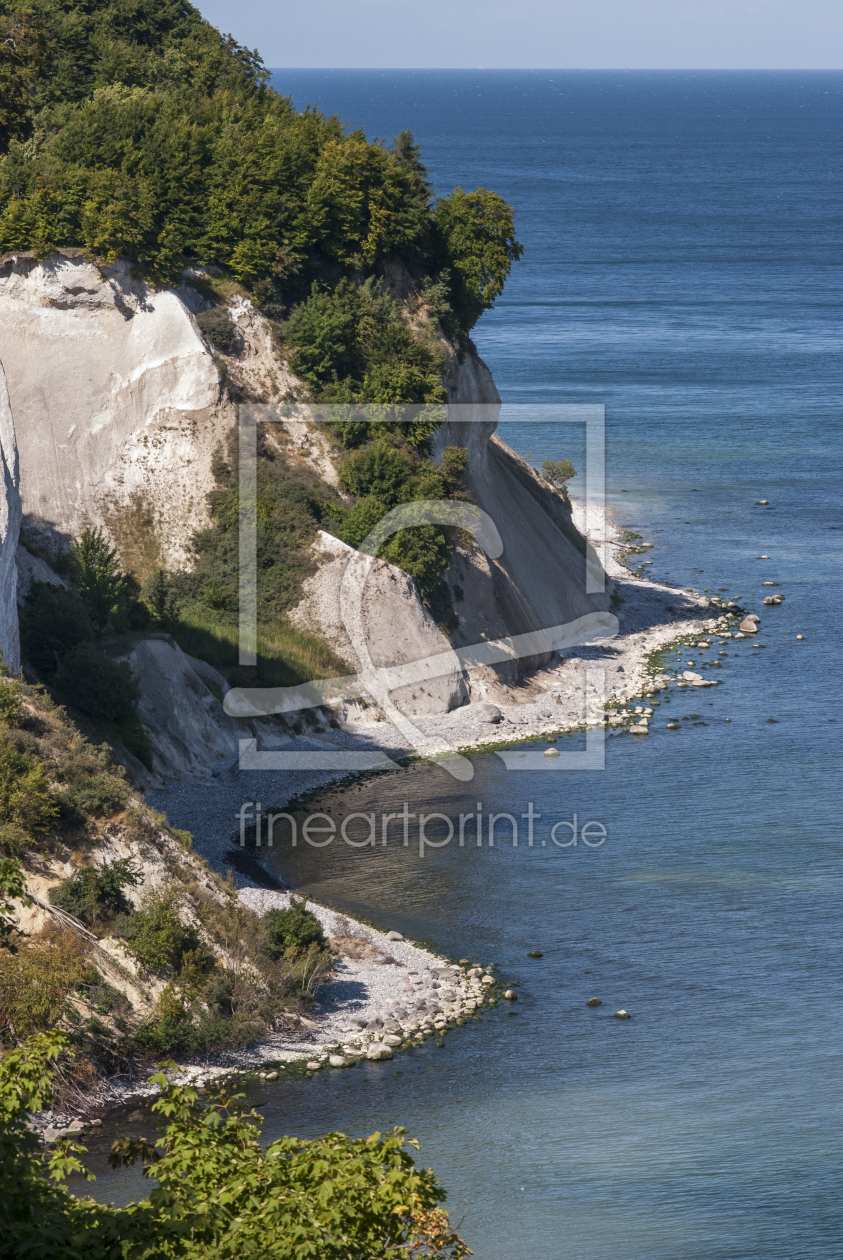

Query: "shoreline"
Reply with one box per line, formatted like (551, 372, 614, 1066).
(147, 496, 732, 870)
(33, 501, 745, 1134)
(31, 907, 505, 1137)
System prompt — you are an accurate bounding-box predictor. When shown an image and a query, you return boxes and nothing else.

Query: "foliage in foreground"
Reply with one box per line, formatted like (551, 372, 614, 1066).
(0, 1034, 471, 1259)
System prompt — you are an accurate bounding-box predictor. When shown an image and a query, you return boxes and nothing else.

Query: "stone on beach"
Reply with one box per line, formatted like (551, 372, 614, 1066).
(366, 1042, 394, 1060)
(386, 931, 403, 941)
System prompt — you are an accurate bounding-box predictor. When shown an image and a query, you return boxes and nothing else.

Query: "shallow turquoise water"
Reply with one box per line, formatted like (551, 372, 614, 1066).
(81, 72, 843, 1258)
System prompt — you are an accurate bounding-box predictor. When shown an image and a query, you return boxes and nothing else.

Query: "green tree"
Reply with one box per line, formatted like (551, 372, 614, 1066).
(0, 857, 31, 954)
(0, 1039, 472, 1259)
(18, 583, 96, 678)
(434, 185, 523, 337)
(118, 886, 200, 975)
(0, 6, 46, 149)
(540, 458, 577, 495)
(0, 739, 58, 836)
(69, 528, 131, 630)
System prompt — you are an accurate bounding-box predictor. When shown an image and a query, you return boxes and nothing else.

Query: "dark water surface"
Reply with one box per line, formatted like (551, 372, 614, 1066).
(85, 73, 843, 1258)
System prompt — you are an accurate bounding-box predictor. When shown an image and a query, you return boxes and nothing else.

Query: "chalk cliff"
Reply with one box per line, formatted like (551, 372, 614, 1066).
(0, 252, 230, 578)
(0, 249, 609, 775)
(0, 357, 20, 672)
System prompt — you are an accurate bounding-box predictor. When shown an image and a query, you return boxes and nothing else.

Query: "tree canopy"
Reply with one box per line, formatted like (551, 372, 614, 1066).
(0, 0, 521, 340)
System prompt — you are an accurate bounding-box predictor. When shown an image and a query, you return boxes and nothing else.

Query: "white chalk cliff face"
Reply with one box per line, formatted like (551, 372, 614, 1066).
(289, 532, 468, 716)
(0, 357, 20, 672)
(0, 249, 609, 771)
(0, 252, 231, 577)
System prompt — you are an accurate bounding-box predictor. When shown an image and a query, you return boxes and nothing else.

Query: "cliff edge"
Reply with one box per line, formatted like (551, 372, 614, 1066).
(0, 356, 20, 672)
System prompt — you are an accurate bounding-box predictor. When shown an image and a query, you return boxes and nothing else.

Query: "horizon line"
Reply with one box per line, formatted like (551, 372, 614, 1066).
(268, 66, 843, 73)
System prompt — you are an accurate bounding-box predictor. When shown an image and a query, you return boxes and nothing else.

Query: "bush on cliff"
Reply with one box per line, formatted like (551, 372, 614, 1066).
(49, 858, 141, 930)
(0, 674, 135, 858)
(19, 576, 149, 762)
(285, 277, 447, 403)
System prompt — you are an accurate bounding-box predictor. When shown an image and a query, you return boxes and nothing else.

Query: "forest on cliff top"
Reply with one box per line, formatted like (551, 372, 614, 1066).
(0, 0, 521, 356)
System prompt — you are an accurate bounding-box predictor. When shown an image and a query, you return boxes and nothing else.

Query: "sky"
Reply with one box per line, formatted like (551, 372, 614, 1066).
(197, 0, 843, 69)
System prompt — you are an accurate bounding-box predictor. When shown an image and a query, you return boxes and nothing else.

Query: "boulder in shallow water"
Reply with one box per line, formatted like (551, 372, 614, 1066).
(366, 1043, 394, 1061)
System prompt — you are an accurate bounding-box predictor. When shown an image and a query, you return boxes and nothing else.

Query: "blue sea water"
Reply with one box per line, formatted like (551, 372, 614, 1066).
(83, 73, 843, 1258)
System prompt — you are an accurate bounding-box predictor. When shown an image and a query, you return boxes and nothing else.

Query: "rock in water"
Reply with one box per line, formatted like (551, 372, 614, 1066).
(739, 618, 759, 633)
(366, 1043, 394, 1061)
(586, 997, 602, 1006)
(614, 1009, 632, 1019)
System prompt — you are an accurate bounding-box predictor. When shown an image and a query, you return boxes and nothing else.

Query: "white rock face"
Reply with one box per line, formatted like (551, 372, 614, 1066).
(115, 635, 297, 783)
(433, 397, 610, 699)
(289, 532, 468, 715)
(0, 252, 232, 577)
(0, 358, 20, 671)
(444, 343, 501, 404)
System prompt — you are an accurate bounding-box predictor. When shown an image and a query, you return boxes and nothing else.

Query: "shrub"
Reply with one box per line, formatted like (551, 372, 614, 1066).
(0, 926, 90, 1040)
(203, 972, 235, 1018)
(540, 457, 577, 494)
(286, 278, 446, 403)
(0, 1035, 472, 1257)
(260, 898, 327, 960)
(49, 859, 140, 929)
(197, 307, 237, 352)
(18, 583, 96, 678)
(54, 643, 140, 724)
(118, 887, 200, 974)
(0, 679, 22, 724)
(0, 737, 58, 835)
(0, 825, 30, 859)
(60, 771, 129, 818)
(327, 436, 469, 600)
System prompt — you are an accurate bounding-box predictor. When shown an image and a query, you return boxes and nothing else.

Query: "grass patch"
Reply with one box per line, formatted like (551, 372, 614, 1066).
(170, 604, 349, 688)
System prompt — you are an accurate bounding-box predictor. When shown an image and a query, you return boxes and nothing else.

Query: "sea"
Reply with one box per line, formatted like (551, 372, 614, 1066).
(82, 72, 843, 1259)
